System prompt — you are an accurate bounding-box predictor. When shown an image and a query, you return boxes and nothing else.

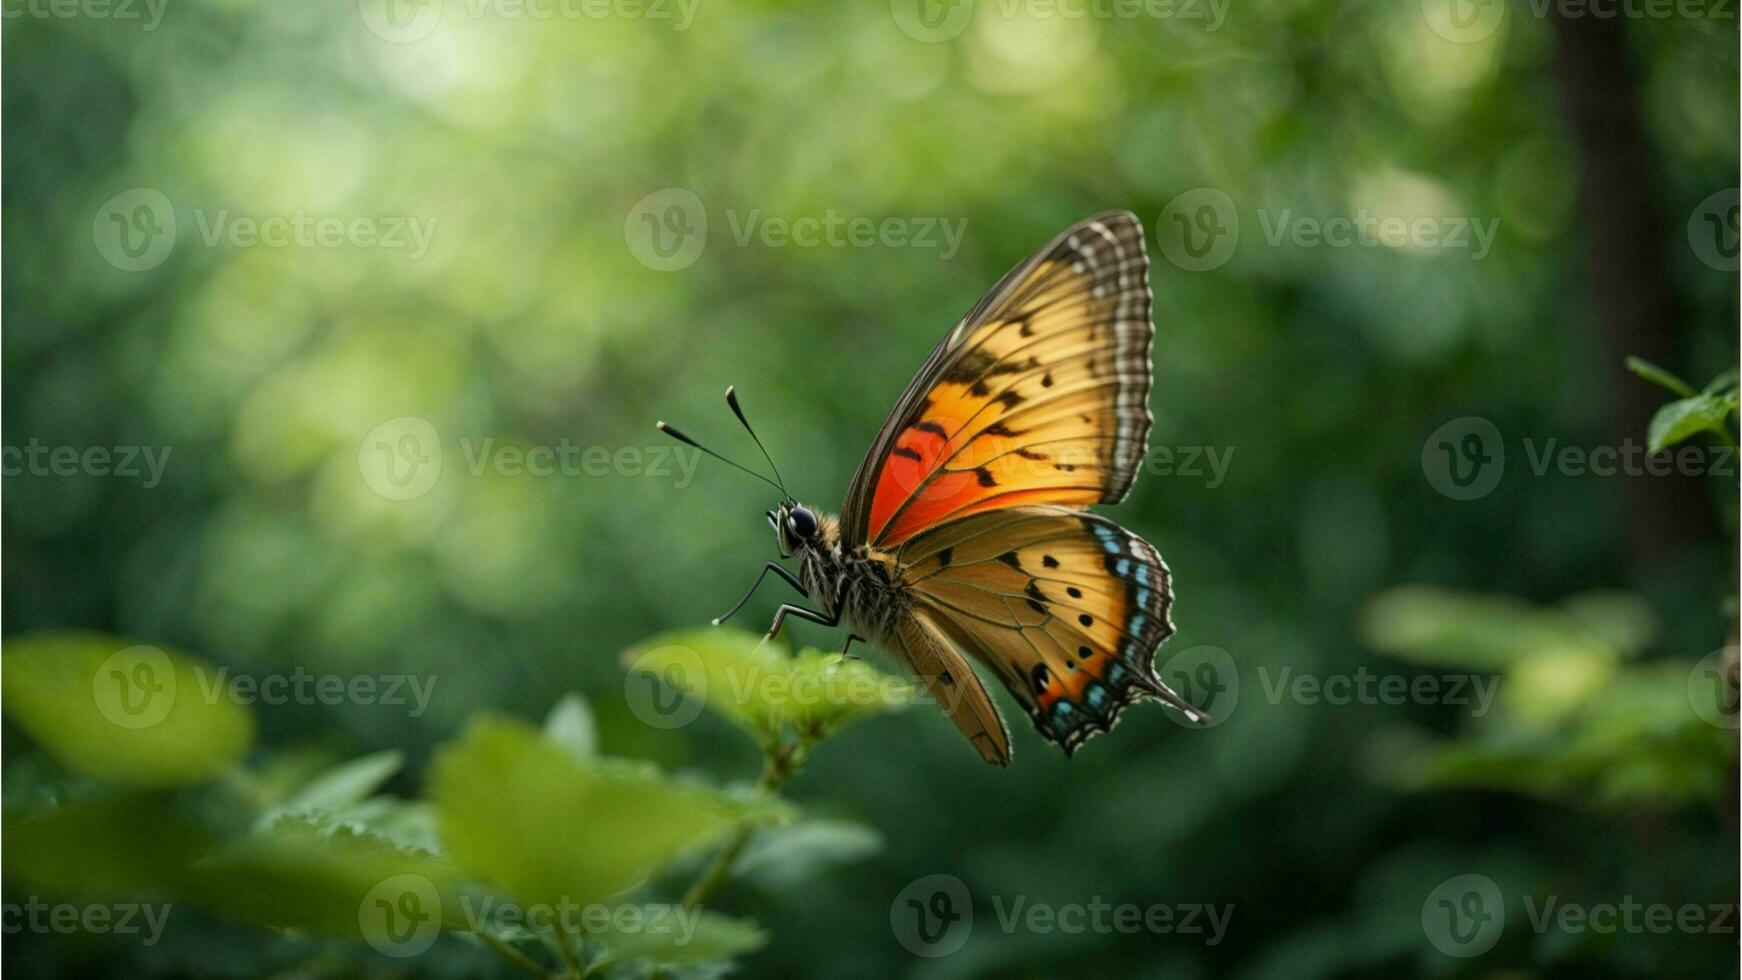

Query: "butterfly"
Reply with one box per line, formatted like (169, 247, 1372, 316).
(659, 211, 1206, 765)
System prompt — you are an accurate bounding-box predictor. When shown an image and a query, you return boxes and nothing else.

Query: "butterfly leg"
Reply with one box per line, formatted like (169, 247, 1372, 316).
(713, 562, 807, 626)
(765, 602, 838, 640)
(839, 634, 867, 660)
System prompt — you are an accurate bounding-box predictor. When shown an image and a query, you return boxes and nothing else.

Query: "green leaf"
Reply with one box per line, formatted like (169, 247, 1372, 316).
(621, 629, 786, 744)
(3, 795, 217, 901)
(1646, 394, 1731, 453)
(1625, 356, 1696, 397)
(2, 632, 254, 787)
(732, 818, 883, 889)
(187, 816, 469, 937)
(786, 648, 915, 740)
(592, 910, 767, 968)
(328, 798, 444, 854)
(1703, 367, 1738, 396)
(430, 715, 789, 912)
(543, 693, 597, 760)
(1358, 587, 1592, 670)
(1501, 645, 1618, 729)
(621, 629, 913, 748)
(259, 750, 404, 828)
(1556, 591, 1658, 656)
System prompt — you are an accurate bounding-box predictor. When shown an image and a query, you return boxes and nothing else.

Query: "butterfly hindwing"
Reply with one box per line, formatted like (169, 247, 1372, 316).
(840, 211, 1154, 549)
(894, 608, 1013, 766)
(897, 505, 1200, 756)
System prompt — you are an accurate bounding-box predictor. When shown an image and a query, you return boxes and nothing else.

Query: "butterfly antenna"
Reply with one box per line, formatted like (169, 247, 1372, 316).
(724, 386, 789, 499)
(656, 420, 785, 495)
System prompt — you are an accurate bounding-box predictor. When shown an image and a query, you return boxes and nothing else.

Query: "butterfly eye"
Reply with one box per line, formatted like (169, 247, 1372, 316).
(787, 506, 818, 540)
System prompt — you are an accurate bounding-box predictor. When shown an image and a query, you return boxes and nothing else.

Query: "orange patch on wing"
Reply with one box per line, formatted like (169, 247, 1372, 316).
(868, 380, 1108, 546)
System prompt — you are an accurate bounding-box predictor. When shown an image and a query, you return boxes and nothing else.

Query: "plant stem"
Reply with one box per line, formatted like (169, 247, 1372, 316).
(476, 932, 552, 979)
(547, 929, 584, 977)
(681, 742, 799, 911)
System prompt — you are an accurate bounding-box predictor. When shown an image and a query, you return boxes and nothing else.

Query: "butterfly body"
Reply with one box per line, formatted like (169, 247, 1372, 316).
(671, 212, 1207, 766)
(783, 504, 907, 645)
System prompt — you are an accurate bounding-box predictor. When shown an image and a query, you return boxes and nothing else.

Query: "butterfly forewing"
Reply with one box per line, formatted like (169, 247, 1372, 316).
(840, 211, 1154, 549)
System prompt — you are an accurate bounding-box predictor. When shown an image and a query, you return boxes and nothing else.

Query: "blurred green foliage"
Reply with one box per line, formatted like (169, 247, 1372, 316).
(2, 629, 867, 977)
(3, 0, 1737, 977)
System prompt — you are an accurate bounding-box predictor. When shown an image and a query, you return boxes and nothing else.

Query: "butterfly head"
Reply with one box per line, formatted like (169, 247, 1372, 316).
(770, 501, 823, 557)
(660, 386, 822, 557)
